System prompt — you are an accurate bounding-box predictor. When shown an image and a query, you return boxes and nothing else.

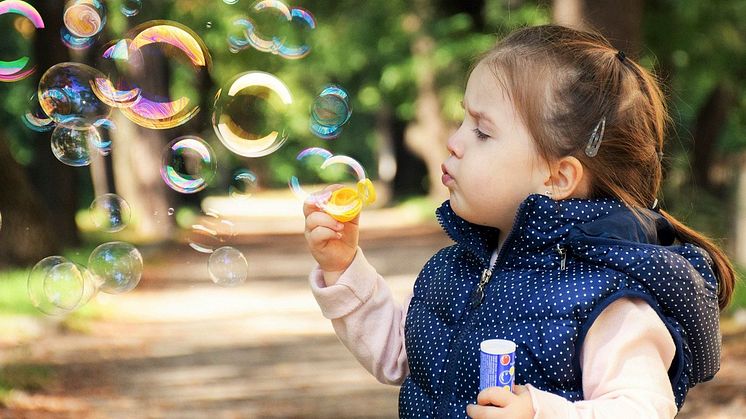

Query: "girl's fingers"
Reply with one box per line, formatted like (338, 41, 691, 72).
(305, 211, 343, 233)
(476, 386, 514, 407)
(306, 225, 341, 244)
(466, 403, 500, 419)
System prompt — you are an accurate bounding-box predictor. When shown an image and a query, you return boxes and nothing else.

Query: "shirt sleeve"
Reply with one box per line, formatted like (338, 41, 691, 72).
(309, 247, 410, 385)
(526, 297, 678, 419)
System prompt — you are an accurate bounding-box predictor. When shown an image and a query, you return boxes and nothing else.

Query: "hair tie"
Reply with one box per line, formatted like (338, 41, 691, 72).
(616, 50, 626, 63)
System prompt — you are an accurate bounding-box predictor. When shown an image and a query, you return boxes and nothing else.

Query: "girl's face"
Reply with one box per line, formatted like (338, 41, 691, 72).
(441, 62, 548, 233)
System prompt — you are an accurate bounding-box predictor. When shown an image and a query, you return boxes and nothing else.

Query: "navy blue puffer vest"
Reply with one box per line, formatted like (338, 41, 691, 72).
(399, 194, 720, 418)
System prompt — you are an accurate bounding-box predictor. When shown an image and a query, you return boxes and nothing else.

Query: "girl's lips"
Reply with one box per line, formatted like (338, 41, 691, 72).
(441, 164, 454, 186)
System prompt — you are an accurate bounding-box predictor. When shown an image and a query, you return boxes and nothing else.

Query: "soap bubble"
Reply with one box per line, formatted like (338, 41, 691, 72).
(38, 62, 112, 128)
(212, 71, 292, 157)
(28, 256, 98, 315)
(0, 1, 45, 82)
(188, 211, 236, 254)
(276, 7, 315, 59)
(160, 136, 216, 194)
(50, 125, 101, 167)
(229, 169, 258, 198)
(167, 207, 175, 215)
(63, 0, 106, 38)
(121, 0, 141, 17)
(208, 246, 248, 287)
(289, 150, 372, 219)
(223, 0, 239, 4)
(91, 39, 143, 108)
(88, 241, 143, 294)
(228, 1, 315, 59)
(288, 147, 333, 200)
(44, 262, 86, 311)
(310, 85, 351, 139)
(118, 21, 211, 129)
(22, 94, 55, 132)
(89, 193, 132, 233)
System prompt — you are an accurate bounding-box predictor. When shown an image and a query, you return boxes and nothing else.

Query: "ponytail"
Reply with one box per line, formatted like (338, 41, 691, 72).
(659, 209, 736, 311)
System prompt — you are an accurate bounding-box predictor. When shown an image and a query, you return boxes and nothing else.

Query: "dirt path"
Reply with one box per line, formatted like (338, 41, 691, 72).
(1, 226, 744, 418)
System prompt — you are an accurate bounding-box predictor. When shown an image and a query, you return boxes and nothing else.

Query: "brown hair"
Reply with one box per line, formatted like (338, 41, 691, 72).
(480, 24, 735, 310)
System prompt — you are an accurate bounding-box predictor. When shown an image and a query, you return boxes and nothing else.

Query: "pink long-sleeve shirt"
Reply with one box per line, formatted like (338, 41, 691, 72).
(310, 248, 678, 418)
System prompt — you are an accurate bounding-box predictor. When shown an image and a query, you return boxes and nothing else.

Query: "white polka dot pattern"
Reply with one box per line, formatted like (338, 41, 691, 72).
(398, 194, 721, 417)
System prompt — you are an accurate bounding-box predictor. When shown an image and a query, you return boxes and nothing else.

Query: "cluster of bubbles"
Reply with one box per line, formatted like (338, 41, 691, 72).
(0, 1, 45, 82)
(227, 0, 315, 59)
(7, 1, 367, 294)
(28, 241, 142, 315)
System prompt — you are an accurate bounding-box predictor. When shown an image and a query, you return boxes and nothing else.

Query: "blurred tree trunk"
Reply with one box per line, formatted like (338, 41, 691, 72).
(553, 0, 644, 54)
(691, 84, 736, 193)
(401, 0, 450, 202)
(110, 56, 177, 242)
(27, 0, 79, 250)
(0, 133, 60, 268)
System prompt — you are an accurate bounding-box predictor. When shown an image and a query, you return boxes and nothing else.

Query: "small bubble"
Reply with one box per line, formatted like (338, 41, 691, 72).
(208, 246, 248, 287)
(167, 208, 175, 216)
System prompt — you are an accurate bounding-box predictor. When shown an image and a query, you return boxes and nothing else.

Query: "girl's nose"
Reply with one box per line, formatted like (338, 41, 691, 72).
(446, 129, 462, 157)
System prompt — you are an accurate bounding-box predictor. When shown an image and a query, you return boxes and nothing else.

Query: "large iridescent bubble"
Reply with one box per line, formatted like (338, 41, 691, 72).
(117, 21, 212, 129)
(91, 39, 144, 109)
(88, 241, 143, 294)
(0, 0, 45, 82)
(38, 62, 112, 128)
(161, 136, 217, 194)
(212, 71, 292, 158)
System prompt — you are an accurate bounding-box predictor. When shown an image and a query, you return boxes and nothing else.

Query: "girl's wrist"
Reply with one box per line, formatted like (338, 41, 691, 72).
(322, 270, 344, 286)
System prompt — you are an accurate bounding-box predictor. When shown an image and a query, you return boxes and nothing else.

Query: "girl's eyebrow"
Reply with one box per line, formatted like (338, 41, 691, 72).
(462, 99, 498, 130)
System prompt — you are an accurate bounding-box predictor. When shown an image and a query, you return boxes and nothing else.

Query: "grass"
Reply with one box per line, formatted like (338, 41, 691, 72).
(0, 364, 55, 406)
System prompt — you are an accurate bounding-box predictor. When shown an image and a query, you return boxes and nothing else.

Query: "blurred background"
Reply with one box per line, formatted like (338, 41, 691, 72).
(0, 0, 744, 417)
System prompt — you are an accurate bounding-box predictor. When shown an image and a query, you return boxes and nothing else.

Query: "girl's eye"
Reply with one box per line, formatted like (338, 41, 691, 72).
(472, 128, 490, 140)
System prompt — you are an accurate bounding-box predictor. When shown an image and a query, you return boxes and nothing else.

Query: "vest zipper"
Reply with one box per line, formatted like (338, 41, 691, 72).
(469, 267, 493, 308)
(556, 244, 567, 271)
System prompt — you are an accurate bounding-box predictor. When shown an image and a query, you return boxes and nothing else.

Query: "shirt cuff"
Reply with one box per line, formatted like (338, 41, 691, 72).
(526, 384, 575, 419)
(308, 247, 378, 319)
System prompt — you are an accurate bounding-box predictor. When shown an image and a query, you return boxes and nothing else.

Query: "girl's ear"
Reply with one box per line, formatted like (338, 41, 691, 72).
(543, 156, 590, 200)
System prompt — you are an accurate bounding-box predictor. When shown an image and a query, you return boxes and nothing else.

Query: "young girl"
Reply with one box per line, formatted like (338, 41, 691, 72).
(303, 24, 734, 418)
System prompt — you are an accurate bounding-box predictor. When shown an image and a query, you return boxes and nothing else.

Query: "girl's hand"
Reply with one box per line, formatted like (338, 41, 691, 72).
(466, 385, 534, 419)
(303, 186, 360, 280)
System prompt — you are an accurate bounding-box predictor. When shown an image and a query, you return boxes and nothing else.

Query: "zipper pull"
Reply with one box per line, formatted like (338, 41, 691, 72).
(470, 267, 493, 308)
(556, 244, 567, 271)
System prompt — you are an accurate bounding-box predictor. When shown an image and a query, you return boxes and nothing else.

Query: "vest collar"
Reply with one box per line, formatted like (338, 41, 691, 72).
(436, 194, 676, 265)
